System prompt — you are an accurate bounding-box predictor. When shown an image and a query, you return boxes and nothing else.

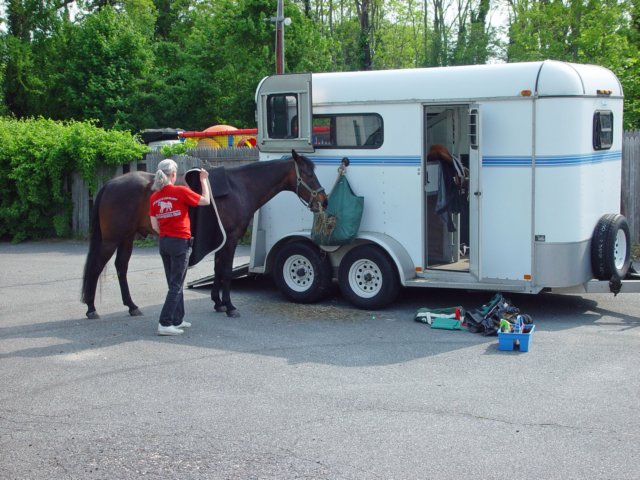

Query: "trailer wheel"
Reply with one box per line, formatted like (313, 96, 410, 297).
(591, 214, 631, 280)
(274, 242, 332, 303)
(338, 244, 400, 309)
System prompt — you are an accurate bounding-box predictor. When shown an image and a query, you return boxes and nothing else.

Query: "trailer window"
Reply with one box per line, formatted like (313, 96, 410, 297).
(266, 94, 298, 139)
(312, 114, 383, 148)
(593, 110, 613, 150)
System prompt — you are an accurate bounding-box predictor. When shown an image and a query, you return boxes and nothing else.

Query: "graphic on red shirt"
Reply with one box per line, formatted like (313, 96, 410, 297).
(149, 184, 201, 239)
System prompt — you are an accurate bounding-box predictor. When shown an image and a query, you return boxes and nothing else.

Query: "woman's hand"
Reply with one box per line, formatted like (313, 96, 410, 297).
(198, 168, 211, 206)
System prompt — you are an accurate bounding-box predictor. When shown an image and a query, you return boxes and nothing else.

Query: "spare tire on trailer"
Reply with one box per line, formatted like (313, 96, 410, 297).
(591, 214, 631, 280)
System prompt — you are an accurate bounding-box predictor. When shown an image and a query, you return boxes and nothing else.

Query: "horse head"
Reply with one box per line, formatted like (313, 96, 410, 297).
(291, 150, 328, 212)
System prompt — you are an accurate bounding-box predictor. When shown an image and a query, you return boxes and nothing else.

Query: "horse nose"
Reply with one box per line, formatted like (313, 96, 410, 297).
(322, 198, 328, 209)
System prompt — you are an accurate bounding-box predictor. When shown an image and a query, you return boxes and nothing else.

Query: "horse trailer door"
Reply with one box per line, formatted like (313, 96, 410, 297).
(468, 105, 481, 279)
(476, 100, 534, 282)
(256, 73, 314, 153)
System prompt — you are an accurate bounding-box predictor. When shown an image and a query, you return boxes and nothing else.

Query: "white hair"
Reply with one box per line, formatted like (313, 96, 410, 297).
(152, 159, 178, 191)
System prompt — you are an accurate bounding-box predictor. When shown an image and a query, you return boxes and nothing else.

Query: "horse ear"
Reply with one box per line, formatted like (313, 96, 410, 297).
(291, 149, 299, 160)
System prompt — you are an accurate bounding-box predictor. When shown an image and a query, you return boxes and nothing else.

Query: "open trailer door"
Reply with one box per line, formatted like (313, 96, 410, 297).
(256, 73, 314, 153)
(468, 105, 481, 280)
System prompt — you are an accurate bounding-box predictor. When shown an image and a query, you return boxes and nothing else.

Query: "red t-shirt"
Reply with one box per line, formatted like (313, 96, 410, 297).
(149, 184, 202, 239)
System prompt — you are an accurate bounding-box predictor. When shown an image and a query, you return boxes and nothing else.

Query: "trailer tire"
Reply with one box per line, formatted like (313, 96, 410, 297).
(338, 244, 400, 309)
(273, 242, 333, 303)
(591, 214, 631, 280)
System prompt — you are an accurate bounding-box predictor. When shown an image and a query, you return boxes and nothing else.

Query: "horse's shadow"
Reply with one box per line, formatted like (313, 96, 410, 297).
(1, 278, 636, 365)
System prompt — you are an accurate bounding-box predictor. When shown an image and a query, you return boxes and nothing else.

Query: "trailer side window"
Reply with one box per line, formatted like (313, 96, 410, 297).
(593, 110, 613, 150)
(266, 94, 298, 139)
(312, 113, 383, 148)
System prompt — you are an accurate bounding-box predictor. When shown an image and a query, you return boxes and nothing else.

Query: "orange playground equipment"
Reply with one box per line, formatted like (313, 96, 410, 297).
(179, 125, 257, 148)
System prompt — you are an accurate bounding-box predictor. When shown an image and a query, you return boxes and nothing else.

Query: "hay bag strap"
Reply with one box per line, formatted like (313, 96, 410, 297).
(311, 158, 364, 246)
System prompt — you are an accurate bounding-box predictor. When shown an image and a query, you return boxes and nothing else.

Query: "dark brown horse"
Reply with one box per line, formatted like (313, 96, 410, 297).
(81, 150, 327, 319)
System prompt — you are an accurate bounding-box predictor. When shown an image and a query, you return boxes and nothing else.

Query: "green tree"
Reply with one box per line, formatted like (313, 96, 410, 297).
(145, 0, 333, 130)
(44, 6, 154, 130)
(451, 0, 496, 65)
(507, 0, 639, 129)
(1, 0, 74, 116)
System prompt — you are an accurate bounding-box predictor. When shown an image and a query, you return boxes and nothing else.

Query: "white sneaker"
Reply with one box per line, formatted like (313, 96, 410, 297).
(157, 324, 184, 336)
(175, 321, 191, 329)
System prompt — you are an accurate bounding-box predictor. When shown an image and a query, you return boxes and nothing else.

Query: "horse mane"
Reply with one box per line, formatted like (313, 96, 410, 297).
(292, 152, 316, 171)
(227, 153, 315, 174)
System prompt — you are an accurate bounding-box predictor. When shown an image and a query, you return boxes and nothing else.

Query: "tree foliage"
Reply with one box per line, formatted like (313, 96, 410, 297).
(1, 0, 639, 131)
(506, 0, 638, 128)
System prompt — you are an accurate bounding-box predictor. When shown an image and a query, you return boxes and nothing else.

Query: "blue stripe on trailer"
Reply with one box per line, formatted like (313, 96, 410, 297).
(287, 151, 621, 168)
(309, 156, 422, 166)
(482, 156, 532, 167)
(483, 150, 621, 167)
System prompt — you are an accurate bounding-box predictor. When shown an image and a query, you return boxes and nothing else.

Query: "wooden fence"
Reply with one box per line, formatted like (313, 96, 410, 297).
(73, 140, 639, 243)
(622, 130, 640, 245)
(145, 147, 259, 172)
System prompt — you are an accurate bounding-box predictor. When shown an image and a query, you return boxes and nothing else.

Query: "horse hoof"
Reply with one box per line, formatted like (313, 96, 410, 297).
(129, 308, 143, 316)
(214, 305, 227, 313)
(86, 311, 100, 320)
(226, 310, 241, 318)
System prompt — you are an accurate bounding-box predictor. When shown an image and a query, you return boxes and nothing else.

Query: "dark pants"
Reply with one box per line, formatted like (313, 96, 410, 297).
(158, 236, 192, 327)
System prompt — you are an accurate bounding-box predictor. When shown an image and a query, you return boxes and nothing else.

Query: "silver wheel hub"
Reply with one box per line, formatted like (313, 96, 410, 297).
(283, 255, 314, 292)
(614, 228, 627, 270)
(348, 259, 382, 298)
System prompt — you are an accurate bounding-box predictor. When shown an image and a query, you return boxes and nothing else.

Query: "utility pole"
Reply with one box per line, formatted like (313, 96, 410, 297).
(267, 0, 291, 74)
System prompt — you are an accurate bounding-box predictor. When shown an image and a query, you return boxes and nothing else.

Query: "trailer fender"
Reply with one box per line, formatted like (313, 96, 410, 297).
(265, 232, 415, 285)
(334, 232, 416, 286)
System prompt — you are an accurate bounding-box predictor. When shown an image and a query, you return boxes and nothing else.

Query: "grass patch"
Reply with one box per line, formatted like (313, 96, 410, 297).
(239, 227, 252, 245)
(134, 236, 158, 248)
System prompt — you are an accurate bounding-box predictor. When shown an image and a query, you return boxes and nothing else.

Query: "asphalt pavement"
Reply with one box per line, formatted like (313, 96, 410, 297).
(0, 240, 639, 479)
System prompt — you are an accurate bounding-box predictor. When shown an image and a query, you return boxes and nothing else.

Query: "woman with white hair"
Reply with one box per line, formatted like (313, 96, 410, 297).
(149, 159, 211, 336)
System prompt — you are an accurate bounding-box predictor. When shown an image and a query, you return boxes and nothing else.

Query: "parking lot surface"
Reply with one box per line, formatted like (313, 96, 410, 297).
(1, 240, 639, 479)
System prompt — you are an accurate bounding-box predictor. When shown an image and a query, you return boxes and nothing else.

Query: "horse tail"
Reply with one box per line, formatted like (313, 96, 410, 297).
(81, 186, 106, 305)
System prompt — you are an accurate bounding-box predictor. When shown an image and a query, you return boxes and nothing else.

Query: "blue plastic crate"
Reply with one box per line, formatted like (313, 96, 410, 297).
(498, 324, 535, 352)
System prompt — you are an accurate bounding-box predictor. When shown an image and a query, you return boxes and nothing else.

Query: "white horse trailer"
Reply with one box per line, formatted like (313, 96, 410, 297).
(249, 60, 637, 309)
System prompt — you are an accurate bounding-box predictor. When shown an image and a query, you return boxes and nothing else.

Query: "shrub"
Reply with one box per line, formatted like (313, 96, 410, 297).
(0, 117, 148, 241)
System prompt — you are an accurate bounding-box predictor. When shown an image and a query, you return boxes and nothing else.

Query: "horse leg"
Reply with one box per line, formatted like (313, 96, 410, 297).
(221, 273, 239, 318)
(83, 240, 119, 319)
(114, 236, 143, 316)
(218, 243, 240, 318)
(211, 255, 226, 312)
(83, 256, 103, 320)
